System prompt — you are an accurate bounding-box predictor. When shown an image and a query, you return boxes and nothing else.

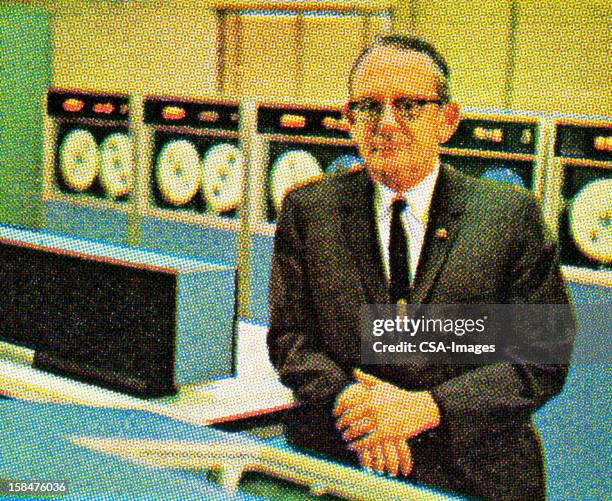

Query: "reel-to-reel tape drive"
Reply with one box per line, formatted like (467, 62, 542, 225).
(138, 97, 244, 261)
(145, 98, 244, 218)
(43, 89, 611, 324)
(44, 89, 134, 243)
(440, 113, 543, 194)
(548, 119, 612, 274)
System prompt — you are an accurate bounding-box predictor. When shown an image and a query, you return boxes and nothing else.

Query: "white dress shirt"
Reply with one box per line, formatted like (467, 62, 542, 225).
(374, 163, 440, 283)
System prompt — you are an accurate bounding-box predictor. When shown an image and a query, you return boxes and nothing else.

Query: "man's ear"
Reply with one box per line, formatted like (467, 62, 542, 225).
(343, 102, 356, 126)
(439, 102, 461, 143)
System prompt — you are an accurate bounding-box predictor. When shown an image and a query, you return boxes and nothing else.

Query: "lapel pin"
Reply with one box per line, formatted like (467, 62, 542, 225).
(435, 228, 448, 239)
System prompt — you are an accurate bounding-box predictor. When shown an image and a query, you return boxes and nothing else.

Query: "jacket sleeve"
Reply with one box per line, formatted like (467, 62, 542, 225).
(267, 192, 352, 404)
(429, 196, 576, 447)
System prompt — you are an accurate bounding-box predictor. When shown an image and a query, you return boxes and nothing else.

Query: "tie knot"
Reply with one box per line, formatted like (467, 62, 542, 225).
(391, 197, 406, 214)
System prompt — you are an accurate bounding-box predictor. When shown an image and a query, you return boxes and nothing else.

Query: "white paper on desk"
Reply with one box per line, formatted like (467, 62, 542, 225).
(234, 322, 279, 381)
(158, 376, 294, 426)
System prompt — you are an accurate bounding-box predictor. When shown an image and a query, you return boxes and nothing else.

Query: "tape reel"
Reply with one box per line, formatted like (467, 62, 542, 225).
(201, 143, 244, 213)
(100, 133, 134, 198)
(155, 139, 201, 206)
(59, 129, 101, 191)
(569, 178, 612, 264)
(328, 154, 362, 174)
(270, 150, 323, 211)
(481, 166, 526, 189)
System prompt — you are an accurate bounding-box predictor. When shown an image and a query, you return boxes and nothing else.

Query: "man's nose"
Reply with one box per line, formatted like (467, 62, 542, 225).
(376, 101, 401, 134)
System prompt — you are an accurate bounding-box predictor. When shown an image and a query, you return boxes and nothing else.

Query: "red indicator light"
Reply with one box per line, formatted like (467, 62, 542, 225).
(594, 136, 612, 152)
(198, 111, 220, 123)
(162, 106, 187, 120)
(93, 102, 115, 114)
(62, 98, 85, 112)
(280, 114, 307, 129)
(322, 116, 350, 132)
(473, 127, 503, 143)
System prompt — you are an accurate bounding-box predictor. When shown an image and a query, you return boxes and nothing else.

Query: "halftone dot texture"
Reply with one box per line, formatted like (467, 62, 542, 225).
(1, 397, 458, 501)
(2, 1, 610, 501)
(0, 4, 51, 228)
(0, 400, 255, 500)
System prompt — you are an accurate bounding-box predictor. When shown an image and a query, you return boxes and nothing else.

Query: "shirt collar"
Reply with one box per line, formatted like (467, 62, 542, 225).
(375, 162, 440, 225)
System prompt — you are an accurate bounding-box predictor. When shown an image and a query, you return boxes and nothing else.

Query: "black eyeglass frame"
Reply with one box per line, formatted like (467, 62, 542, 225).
(347, 97, 445, 123)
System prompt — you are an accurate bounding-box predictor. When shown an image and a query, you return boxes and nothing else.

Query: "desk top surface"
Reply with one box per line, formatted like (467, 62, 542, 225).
(0, 398, 463, 501)
(1, 399, 261, 500)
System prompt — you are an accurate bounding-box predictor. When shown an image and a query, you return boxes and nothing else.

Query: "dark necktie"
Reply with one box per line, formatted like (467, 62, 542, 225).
(389, 198, 411, 304)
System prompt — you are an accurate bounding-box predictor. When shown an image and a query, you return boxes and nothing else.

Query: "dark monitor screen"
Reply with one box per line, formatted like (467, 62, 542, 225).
(0, 239, 178, 396)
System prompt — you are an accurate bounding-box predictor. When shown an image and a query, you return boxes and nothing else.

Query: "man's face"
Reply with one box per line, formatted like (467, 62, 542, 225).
(347, 47, 460, 191)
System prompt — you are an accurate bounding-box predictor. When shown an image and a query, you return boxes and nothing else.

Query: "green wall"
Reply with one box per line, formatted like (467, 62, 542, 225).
(0, 3, 51, 228)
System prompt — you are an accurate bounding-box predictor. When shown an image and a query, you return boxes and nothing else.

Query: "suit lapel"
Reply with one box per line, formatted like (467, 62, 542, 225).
(339, 170, 389, 305)
(411, 165, 467, 303)
(338, 165, 467, 305)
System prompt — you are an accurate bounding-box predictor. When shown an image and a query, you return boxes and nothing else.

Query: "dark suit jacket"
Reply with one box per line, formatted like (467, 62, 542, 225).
(267, 165, 575, 500)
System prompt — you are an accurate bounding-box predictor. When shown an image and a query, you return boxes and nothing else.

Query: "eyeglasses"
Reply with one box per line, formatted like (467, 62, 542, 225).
(348, 97, 444, 124)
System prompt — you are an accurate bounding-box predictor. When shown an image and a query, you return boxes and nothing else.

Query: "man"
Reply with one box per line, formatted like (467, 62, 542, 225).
(267, 35, 574, 500)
